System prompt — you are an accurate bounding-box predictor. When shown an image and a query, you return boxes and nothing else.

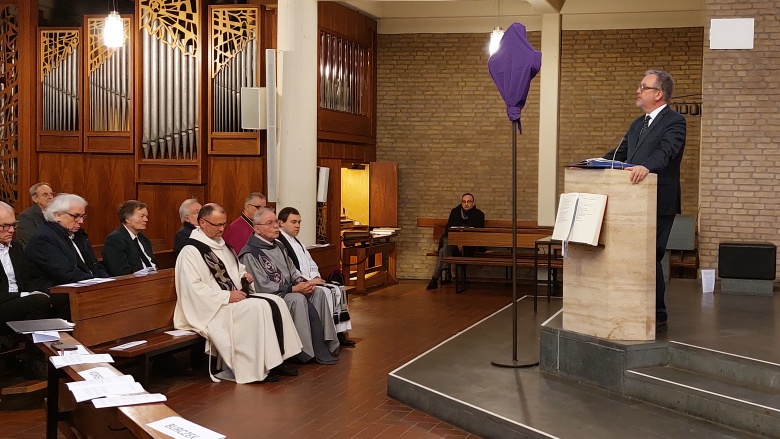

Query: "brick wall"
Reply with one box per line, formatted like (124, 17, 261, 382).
(700, 1, 780, 274)
(377, 33, 541, 279)
(378, 29, 703, 279)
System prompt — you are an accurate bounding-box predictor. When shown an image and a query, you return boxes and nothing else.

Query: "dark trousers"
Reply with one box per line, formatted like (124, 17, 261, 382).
(0, 294, 51, 330)
(656, 215, 676, 322)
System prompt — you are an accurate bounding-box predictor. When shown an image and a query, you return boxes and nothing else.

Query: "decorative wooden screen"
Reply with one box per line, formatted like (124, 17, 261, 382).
(38, 28, 82, 152)
(84, 15, 133, 153)
(136, 0, 202, 183)
(208, 5, 260, 155)
(319, 32, 368, 116)
(0, 5, 19, 203)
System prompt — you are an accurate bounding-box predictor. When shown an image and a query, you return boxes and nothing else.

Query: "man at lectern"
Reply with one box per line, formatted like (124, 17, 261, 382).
(603, 69, 686, 331)
(426, 193, 485, 290)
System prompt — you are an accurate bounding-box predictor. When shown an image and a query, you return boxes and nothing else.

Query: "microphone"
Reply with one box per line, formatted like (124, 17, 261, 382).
(610, 135, 626, 170)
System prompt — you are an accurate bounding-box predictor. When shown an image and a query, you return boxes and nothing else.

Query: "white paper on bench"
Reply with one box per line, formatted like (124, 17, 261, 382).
(164, 329, 196, 337)
(61, 345, 91, 356)
(32, 331, 60, 343)
(148, 417, 226, 439)
(71, 382, 145, 402)
(67, 375, 135, 390)
(50, 354, 114, 369)
(110, 340, 148, 350)
(78, 366, 119, 380)
(92, 393, 167, 408)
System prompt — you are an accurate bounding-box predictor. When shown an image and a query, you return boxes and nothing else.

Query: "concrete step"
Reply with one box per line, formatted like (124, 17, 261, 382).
(624, 365, 780, 437)
(668, 341, 780, 391)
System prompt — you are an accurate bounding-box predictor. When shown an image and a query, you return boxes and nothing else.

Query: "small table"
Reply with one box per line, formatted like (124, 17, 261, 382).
(534, 236, 563, 312)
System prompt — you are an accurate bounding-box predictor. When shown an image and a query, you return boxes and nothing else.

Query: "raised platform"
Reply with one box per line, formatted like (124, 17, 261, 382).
(389, 280, 776, 438)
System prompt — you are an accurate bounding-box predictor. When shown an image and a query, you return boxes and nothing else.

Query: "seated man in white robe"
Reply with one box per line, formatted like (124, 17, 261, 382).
(174, 203, 302, 383)
(277, 207, 355, 347)
(239, 208, 339, 365)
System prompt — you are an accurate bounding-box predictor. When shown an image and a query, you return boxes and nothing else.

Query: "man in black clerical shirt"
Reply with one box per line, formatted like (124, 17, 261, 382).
(102, 200, 157, 276)
(174, 198, 201, 257)
(427, 193, 485, 290)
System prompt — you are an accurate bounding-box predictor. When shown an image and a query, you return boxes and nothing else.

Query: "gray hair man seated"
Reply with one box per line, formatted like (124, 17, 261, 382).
(239, 207, 340, 365)
(16, 182, 55, 248)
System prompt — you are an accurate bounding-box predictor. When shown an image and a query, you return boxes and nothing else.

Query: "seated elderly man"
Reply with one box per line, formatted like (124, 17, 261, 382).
(223, 192, 266, 253)
(16, 182, 55, 248)
(25, 193, 108, 319)
(239, 207, 339, 365)
(175, 203, 302, 383)
(277, 207, 355, 347)
(102, 200, 156, 276)
(0, 202, 50, 378)
(174, 198, 201, 257)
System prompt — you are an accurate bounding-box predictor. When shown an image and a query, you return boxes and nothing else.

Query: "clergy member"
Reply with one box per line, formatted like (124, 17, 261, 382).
(175, 203, 302, 383)
(102, 200, 156, 276)
(174, 198, 201, 257)
(223, 192, 266, 253)
(239, 207, 339, 365)
(277, 207, 355, 347)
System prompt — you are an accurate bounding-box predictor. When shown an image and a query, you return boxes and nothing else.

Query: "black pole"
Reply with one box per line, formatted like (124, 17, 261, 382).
(491, 120, 538, 369)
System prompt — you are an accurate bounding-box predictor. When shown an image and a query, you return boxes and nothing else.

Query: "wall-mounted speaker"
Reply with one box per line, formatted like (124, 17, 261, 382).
(317, 166, 329, 203)
(240, 87, 267, 130)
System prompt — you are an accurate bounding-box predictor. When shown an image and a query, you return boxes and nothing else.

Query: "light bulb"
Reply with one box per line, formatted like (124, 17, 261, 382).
(103, 11, 124, 48)
(489, 27, 504, 56)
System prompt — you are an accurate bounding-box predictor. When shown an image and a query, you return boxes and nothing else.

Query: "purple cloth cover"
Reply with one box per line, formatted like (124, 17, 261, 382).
(487, 22, 542, 132)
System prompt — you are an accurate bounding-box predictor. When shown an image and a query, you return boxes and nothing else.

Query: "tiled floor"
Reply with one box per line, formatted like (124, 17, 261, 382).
(0, 280, 516, 439)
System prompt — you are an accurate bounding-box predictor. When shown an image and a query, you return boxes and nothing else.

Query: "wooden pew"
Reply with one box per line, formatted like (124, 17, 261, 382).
(49, 269, 202, 384)
(442, 228, 562, 298)
(38, 332, 184, 439)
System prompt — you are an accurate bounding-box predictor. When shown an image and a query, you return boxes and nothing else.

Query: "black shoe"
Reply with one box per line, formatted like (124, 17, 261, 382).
(426, 278, 438, 290)
(271, 363, 298, 377)
(441, 269, 452, 285)
(338, 332, 356, 347)
(261, 373, 281, 383)
(656, 321, 668, 333)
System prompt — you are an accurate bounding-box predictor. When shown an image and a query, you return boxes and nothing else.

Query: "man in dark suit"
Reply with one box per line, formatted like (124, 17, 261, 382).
(16, 182, 55, 248)
(103, 200, 156, 276)
(25, 193, 109, 319)
(0, 202, 50, 330)
(174, 198, 201, 257)
(604, 69, 686, 331)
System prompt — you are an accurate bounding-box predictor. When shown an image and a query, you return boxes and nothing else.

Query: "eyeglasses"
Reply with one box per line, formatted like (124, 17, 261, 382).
(255, 220, 280, 227)
(0, 221, 19, 231)
(638, 84, 660, 92)
(64, 212, 87, 221)
(202, 218, 228, 228)
(247, 203, 265, 209)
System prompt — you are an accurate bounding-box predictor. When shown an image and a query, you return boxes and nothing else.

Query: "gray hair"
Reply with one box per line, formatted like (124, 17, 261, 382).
(245, 192, 267, 204)
(178, 198, 199, 222)
(646, 69, 674, 103)
(29, 182, 51, 198)
(253, 207, 275, 224)
(0, 201, 15, 215)
(44, 193, 87, 222)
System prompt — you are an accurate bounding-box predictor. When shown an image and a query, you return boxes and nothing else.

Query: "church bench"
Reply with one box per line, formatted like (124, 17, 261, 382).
(38, 332, 186, 439)
(49, 269, 202, 385)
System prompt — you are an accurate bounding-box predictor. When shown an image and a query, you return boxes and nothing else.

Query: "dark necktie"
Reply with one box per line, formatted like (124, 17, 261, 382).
(639, 115, 651, 137)
(136, 237, 151, 267)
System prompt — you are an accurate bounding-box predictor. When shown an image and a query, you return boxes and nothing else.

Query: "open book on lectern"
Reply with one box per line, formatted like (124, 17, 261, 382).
(551, 192, 608, 246)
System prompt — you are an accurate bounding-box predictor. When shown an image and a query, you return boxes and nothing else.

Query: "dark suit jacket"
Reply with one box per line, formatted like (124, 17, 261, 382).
(606, 105, 686, 216)
(16, 204, 45, 248)
(102, 226, 156, 276)
(174, 222, 196, 258)
(0, 240, 31, 304)
(25, 221, 108, 292)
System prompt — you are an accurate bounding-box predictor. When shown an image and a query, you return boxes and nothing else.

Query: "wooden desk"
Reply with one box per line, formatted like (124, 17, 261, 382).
(38, 333, 181, 439)
(50, 269, 176, 347)
(342, 236, 397, 293)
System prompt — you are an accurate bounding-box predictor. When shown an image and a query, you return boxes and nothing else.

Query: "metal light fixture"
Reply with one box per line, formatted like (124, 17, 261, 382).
(103, 1, 124, 49)
(488, 0, 504, 55)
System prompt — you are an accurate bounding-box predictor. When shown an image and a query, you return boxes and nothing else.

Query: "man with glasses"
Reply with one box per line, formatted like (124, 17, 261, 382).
(602, 69, 687, 332)
(16, 182, 55, 248)
(223, 192, 267, 253)
(175, 203, 302, 383)
(174, 198, 202, 257)
(426, 193, 485, 290)
(25, 193, 108, 319)
(0, 201, 50, 379)
(239, 208, 340, 365)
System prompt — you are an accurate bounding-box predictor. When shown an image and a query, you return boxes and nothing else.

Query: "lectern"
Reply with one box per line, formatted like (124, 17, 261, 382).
(562, 168, 657, 341)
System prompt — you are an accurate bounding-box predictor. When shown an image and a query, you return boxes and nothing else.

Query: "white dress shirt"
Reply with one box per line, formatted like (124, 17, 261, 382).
(0, 243, 18, 292)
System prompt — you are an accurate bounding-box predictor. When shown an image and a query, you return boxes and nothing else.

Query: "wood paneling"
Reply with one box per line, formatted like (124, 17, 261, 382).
(369, 161, 398, 227)
(137, 162, 202, 183)
(209, 134, 261, 155)
(37, 153, 86, 195)
(84, 154, 136, 245)
(38, 133, 82, 152)
(318, 141, 375, 162)
(14, 0, 39, 211)
(138, 184, 206, 250)
(208, 155, 265, 218)
(85, 135, 133, 153)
